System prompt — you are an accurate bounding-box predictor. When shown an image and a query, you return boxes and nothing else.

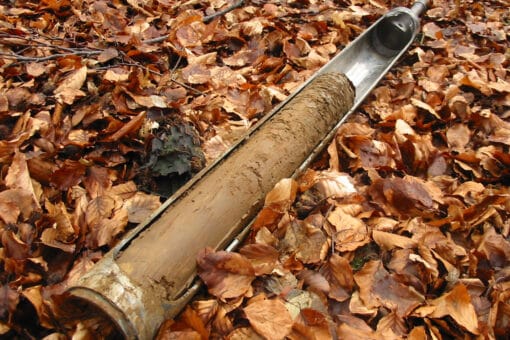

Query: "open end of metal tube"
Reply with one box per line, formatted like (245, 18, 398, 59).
(66, 288, 134, 339)
(371, 10, 418, 57)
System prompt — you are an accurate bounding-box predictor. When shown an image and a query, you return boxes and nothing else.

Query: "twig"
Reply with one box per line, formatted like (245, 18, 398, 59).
(142, 0, 245, 44)
(0, 50, 101, 62)
(142, 35, 169, 45)
(203, 0, 244, 23)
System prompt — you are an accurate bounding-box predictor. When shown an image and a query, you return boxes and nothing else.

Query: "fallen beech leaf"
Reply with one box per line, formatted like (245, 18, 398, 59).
(298, 270, 330, 294)
(50, 160, 87, 191)
(26, 62, 46, 77)
(327, 207, 369, 252)
(446, 123, 471, 150)
(54, 66, 87, 95)
(103, 111, 147, 142)
(182, 64, 211, 84)
(123, 192, 161, 223)
(0, 285, 19, 320)
(411, 97, 440, 118)
(476, 226, 510, 268)
(197, 248, 255, 300)
(2, 230, 30, 260)
(264, 178, 298, 211)
(376, 311, 407, 338)
(290, 308, 332, 340)
(280, 220, 328, 264)
(109, 181, 138, 200)
(226, 327, 264, 340)
(319, 253, 353, 302)
(127, 93, 167, 108)
(0, 199, 20, 224)
(40, 228, 76, 253)
(368, 176, 434, 218)
(97, 47, 119, 63)
(93, 207, 129, 247)
(83, 166, 112, 199)
(414, 284, 479, 334)
(355, 260, 424, 317)
(244, 298, 293, 340)
(56, 88, 86, 105)
(239, 243, 279, 275)
(5, 150, 40, 207)
(45, 201, 77, 242)
(104, 67, 130, 82)
(179, 307, 209, 340)
(22, 286, 53, 329)
(0, 189, 38, 222)
(372, 230, 417, 250)
(85, 195, 116, 227)
(191, 299, 218, 326)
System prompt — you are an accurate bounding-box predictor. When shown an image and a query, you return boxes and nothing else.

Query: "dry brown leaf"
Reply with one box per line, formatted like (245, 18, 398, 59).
(93, 207, 129, 247)
(414, 283, 479, 334)
(5, 150, 40, 208)
(103, 68, 130, 82)
(327, 207, 369, 252)
(103, 111, 147, 142)
(239, 243, 279, 276)
(85, 195, 116, 227)
(319, 253, 353, 302)
(264, 178, 298, 211)
(123, 192, 161, 223)
(26, 63, 46, 77)
(54, 66, 87, 96)
(244, 298, 293, 340)
(280, 219, 328, 264)
(376, 311, 408, 338)
(475, 226, 510, 268)
(290, 308, 332, 340)
(226, 327, 264, 340)
(22, 286, 54, 329)
(97, 47, 119, 63)
(0, 284, 19, 321)
(372, 230, 417, 251)
(354, 260, 424, 317)
(197, 248, 255, 300)
(0, 189, 38, 223)
(40, 228, 76, 253)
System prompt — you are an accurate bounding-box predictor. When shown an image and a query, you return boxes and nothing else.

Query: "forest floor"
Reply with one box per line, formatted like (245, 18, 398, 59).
(0, 0, 509, 339)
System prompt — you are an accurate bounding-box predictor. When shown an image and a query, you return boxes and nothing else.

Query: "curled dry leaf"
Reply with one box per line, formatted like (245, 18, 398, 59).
(354, 260, 424, 318)
(372, 230, 417, 251)
(414, 283, 479, 334)
(54, 66, 87, 104)
(327, 206, 369, 252)
(263, 178, 298, 212)
(197, 248, 255, 300)
(244, 298, 293, 340)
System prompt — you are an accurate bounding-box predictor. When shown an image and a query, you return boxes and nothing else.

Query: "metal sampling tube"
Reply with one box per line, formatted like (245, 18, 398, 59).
(66, 73, 355, 339)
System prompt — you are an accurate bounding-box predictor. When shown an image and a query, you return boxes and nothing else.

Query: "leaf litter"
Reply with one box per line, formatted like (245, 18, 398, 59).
(0, 0, 509, 338)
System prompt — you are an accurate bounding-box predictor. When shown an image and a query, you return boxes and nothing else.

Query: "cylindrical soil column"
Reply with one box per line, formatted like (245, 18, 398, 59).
(66, 72, 354, 339)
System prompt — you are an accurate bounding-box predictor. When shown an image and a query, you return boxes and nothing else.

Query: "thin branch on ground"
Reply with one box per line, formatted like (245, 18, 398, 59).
(142, 0, 245, 44)
(0, 50, 101, 62)
(203, 0, 244, 23)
